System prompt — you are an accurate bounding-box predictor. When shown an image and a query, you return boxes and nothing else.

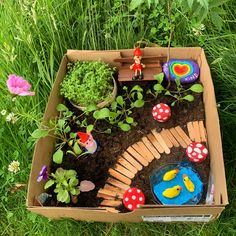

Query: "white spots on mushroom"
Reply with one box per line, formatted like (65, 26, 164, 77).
(159, 109, 163, 113)
(187, 147, 192, 153)
(125, 197, 129, 202)
(194, 147, 201, 154)
(128, 189, 132, 193)
(137, 204, 140, 208)
(153, 112, 157, 116)
(137, 189, 141, 193)
(139, 197, 143, 201)
(165, 109, 169, 113)
(203, 148, 208, 154)
(132, 195, 136, 200)
(196, 143, 202, 148)
(157, 104, 161, 108)
(128, 204, 133, 209)
(198, 154, 203, 159)
(192, 152, 196, 156)
(157, 115, 161, 119)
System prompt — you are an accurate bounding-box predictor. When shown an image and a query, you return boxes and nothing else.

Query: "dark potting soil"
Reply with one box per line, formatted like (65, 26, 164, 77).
(46, 80, 210, 212)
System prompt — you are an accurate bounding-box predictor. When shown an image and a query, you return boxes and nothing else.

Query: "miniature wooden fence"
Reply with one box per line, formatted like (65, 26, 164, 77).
(97, 120, 207, 212)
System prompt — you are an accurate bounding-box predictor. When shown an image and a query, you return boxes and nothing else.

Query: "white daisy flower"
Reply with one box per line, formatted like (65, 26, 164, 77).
(6, 112, 15, 122)
(8, 160, 20, 173)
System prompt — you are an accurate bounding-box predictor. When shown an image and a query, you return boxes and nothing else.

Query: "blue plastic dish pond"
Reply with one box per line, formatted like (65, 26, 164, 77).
(150, 163, 203, 205)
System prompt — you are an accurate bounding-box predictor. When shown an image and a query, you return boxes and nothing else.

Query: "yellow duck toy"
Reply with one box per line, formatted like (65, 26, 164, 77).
(183, 174, 195, 192)
(162, 185, 183, 198)
(163, 169, 180, 181)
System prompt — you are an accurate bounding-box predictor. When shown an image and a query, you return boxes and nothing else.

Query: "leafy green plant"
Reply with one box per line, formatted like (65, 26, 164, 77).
(148, 73, 203, 106)
(44, 168, 95, 204)
(44, 168, 80, 204)
(130, 0, 214, 23)
(31, 104, 85, 164)
(93, 85, 145, 131)
(60, 61, 115, 107)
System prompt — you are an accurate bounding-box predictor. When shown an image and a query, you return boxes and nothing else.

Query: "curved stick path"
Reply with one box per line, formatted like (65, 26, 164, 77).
(97, 121, 207, 212)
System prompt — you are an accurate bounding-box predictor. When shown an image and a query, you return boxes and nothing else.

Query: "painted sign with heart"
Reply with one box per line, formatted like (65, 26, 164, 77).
(162, 59, 200, 84)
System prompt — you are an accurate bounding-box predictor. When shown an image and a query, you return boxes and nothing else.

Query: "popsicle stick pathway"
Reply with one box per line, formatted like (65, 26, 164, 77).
(97, 120, 207, 211)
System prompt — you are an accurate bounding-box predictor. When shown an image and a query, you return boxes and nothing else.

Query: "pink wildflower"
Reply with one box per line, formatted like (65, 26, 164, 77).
(7, 74, 35, 96)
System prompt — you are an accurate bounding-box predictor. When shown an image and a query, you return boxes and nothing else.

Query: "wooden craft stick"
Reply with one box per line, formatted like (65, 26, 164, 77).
(118, 157, 138, 174)
(192, 121, 201, 142)
(163, 129, 179, 147)
(175, 126, 192, 146)
(108, 169, 132, 185)
(100, 200, 122, 207)
(169, 128, 187, 148)
(98, 207, 120, 213)
(151, 130, 170, 154)
(199, 120, 207, 142)
(136, 141, 154, 162)
(132, 143, 151, 163)
(160, 129, 173, 148)
(98, 188, 123, 199)
(114, 164, 135, 179)
(104, 184, 126, 194)
(122, 151, 143, 171)
(106, 177, 130, 191)
(146, 133, 164, 154)
(187, 122, 195, 141)
(127, 146, 149, 166)
(142, 136, 161, 159)
(97, 192, 115, 200)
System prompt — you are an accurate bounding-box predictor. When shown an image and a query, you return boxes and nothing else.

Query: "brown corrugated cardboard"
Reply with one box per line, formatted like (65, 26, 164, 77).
(27, 48, 228, 222)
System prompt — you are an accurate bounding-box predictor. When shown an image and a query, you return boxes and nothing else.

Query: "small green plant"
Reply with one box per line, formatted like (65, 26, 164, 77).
(92, 85, 145, 131)
(148, 72, 203, 106)
(60, 61, 115, 107)
(44, 168, 80, 204)
(44, 168, 95, 204)
(31, 104, 86, 164)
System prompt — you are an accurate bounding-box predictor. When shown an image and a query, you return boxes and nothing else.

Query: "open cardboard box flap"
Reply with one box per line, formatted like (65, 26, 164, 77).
(27, 48, 228, 222)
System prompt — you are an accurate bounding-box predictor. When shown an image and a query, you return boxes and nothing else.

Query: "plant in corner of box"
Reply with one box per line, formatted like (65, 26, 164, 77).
(148, 72, 203, 106)
(31, 103, 89, 164)
(44, 168, 95, 204)
(60, 61, 117, 110)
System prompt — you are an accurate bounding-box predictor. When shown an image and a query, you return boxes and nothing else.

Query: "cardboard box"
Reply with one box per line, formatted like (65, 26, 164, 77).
(27, 48, 228, 222)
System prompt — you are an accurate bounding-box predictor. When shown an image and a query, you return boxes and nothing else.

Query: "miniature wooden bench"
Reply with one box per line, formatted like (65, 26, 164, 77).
(114, 55, 167, 83)
(97, 121, 207, 211)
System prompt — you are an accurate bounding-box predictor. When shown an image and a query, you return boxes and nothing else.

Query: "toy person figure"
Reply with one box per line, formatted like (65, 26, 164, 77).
(130, 47, 145, 80)
(77, 132, 98, 154)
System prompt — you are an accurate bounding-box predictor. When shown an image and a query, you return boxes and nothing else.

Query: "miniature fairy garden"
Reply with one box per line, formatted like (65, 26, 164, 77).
(34, 48, 212, 213)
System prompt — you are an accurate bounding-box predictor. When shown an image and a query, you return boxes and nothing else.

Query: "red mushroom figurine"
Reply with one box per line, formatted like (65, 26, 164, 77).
(186, 142, 208, 163)
(123, 187, 145, 211)
(152, 103, 171, 122)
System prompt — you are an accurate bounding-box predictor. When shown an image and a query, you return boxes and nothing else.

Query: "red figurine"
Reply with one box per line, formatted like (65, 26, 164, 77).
(77, 132, 98, 154)
(130, 48, 145, 80)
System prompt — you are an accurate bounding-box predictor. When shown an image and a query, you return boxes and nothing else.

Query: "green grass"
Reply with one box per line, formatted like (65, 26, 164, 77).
(0, 0, 236, 235)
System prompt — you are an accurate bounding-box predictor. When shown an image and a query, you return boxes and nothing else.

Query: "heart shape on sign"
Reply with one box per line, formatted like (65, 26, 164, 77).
(173, 64, 191, 77)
